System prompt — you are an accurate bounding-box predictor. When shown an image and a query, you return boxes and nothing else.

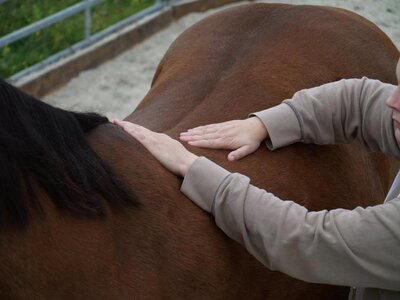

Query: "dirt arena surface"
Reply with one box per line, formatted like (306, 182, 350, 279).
(44, 0, 400, 119)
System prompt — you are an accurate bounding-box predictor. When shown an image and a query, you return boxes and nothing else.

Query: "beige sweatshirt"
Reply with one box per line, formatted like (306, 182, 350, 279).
(180, 78, 400, 300)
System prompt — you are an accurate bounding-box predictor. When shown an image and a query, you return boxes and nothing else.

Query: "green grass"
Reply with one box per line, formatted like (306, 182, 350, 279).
(0, 0, 156, 78)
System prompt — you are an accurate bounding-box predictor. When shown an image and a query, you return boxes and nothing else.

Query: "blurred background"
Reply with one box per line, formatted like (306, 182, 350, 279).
(0, 0, 160, 79)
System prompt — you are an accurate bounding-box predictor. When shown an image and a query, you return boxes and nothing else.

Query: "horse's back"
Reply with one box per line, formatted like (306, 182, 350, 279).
(130, 3, 398, 209)
(122, 3, 398, 298)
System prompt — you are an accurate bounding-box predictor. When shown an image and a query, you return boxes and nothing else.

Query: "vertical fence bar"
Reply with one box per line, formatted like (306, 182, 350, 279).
(84, 0, 91, 39)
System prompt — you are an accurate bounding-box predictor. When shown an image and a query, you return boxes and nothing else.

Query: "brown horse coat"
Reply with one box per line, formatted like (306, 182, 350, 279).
(1, 3, 399, 299)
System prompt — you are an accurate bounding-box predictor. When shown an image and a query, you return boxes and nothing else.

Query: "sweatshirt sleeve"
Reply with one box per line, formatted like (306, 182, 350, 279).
(181, 157, 400, 291)
(251, 77, 400, 159)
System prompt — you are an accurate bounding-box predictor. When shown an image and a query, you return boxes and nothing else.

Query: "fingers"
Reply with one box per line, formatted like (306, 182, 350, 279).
(181, 121, 233, 136)
(180, 122, 235, 148)
(112, 119, 255, 163)
(185, 137, 232, 149)
(181, 126, 218, 137)
(180, 128, 232, 149)
(111, 119, 151, 145)
(180, 131, 224, 143)
(180, 121, 243, 151)
(112, 119, 139, 133)
(228, 145, 254, 161)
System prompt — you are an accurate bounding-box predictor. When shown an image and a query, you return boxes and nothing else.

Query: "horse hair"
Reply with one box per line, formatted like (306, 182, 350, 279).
(0, 79, 138, 228)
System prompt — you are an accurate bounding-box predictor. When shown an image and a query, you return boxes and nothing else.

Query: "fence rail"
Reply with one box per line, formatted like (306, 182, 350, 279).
(1, 0, 170, 81)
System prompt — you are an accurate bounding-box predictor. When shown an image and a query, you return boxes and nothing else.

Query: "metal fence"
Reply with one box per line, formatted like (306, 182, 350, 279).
(1, 0, 170, 81)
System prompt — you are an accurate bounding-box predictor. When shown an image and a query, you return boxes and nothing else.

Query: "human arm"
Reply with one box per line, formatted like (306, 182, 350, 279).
(113, 76, 400, 289)
(113, 119, 400, 290)
(111, 120, 198, 177)
(180, 116, 268, 161)
(181, 78, 400, 159)
(181, 157, 400, 290)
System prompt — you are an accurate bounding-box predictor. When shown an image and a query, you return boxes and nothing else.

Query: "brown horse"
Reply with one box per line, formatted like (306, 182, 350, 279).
(1, 3, 399, 299)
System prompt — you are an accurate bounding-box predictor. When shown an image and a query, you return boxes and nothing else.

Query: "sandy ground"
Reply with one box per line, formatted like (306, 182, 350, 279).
(44, 0, 400, 120)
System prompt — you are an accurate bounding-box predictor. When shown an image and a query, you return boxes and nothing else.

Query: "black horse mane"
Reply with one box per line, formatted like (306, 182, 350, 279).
(0, 79, 138, 227)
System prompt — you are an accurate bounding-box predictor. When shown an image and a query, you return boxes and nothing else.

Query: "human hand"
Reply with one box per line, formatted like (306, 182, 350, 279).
(112, 120, 198, 177)
(180, 117, 269, 161)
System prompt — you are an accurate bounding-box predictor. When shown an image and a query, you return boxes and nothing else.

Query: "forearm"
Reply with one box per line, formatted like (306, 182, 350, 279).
(181, 157, 400, 290)
(252, 78, 400, 158)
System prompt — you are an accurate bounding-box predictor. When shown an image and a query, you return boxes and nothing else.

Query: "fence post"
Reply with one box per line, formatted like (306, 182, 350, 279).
(84, 0, 91, 39)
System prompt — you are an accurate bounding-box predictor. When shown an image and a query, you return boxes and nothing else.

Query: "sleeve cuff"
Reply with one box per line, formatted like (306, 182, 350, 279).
(180, 157, 231, 214)
(250, 103, 301, 150)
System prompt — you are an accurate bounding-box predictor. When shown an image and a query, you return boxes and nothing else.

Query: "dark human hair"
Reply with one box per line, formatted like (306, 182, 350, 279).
(0, 79, 138, 227)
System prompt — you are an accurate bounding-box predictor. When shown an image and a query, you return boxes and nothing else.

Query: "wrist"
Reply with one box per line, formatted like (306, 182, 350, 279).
(180, 153, 199, 177)
(248, 117, 269, 141)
